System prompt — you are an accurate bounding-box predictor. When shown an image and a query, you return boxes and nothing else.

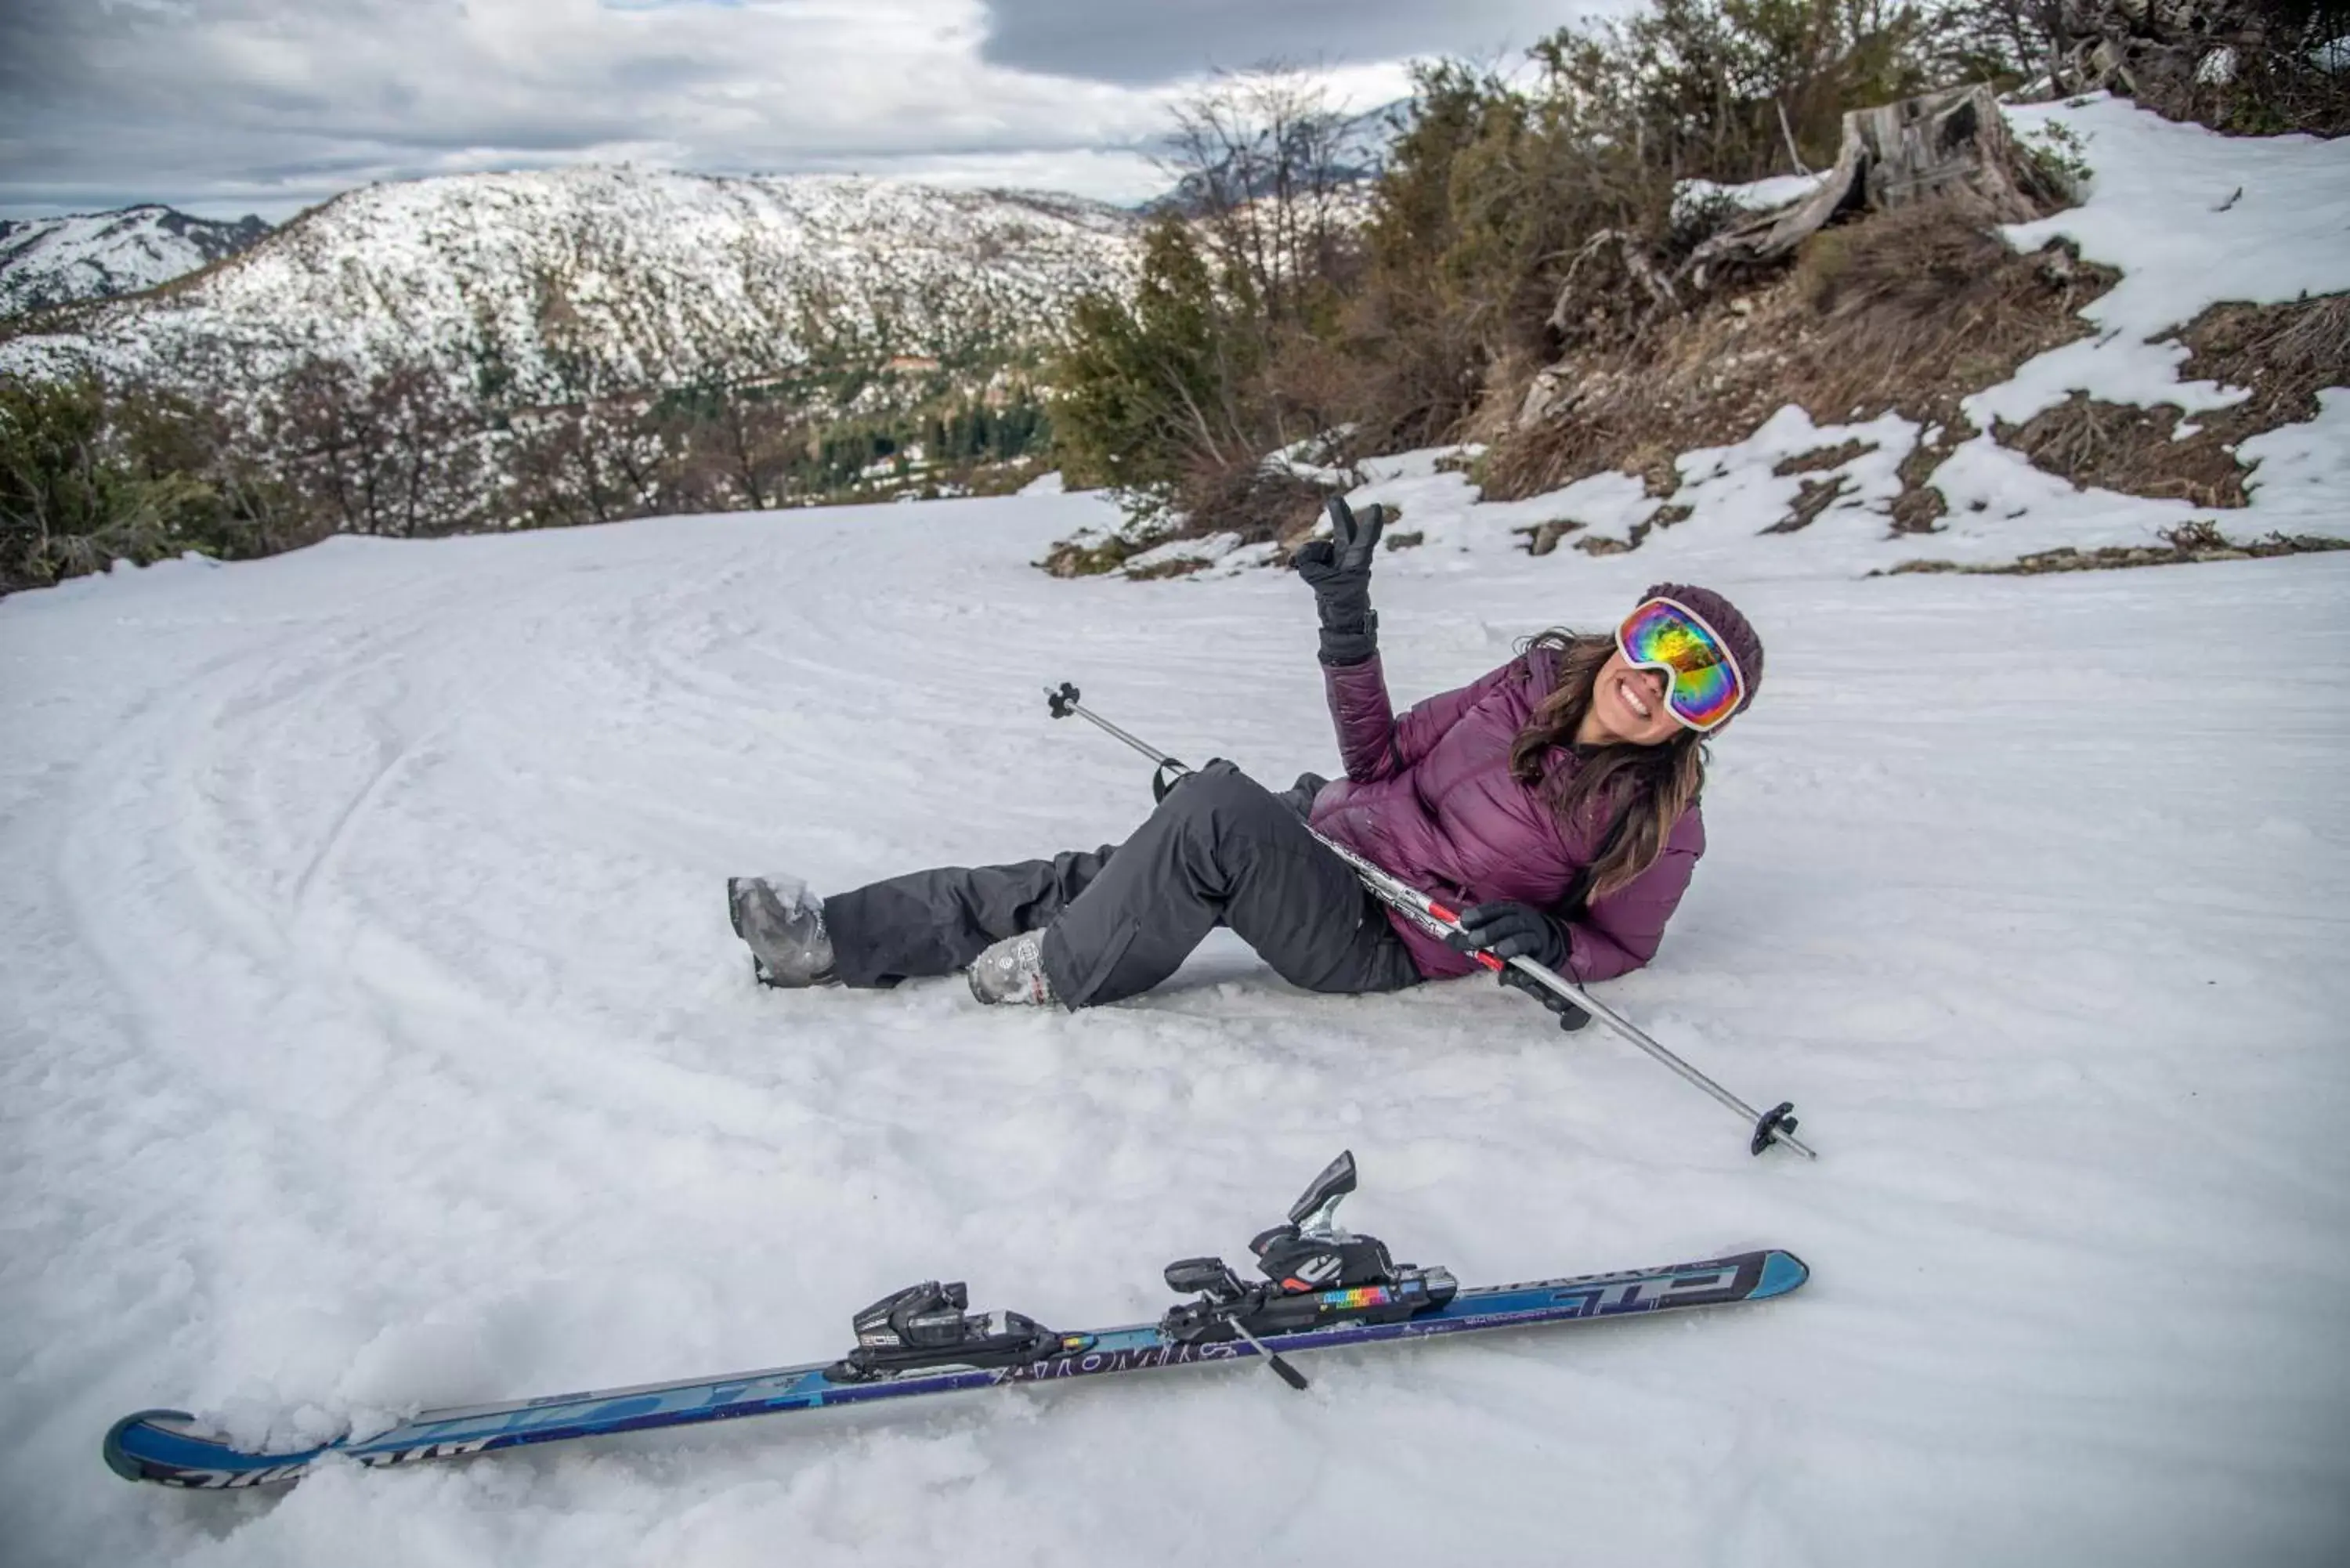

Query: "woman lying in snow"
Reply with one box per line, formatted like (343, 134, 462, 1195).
(727, 497, 1762, 1012)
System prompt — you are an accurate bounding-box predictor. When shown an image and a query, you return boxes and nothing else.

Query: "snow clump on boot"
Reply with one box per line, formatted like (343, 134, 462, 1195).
(966, 933, 1057, 1006)
(728, 875, 837, 988)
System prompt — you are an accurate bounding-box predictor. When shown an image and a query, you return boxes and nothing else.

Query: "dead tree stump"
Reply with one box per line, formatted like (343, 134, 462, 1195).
(1689, 85, 2073, 287)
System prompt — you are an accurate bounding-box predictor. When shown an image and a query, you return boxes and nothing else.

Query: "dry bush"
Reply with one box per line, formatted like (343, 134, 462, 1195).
(2180, 291, 2350, 426)
(1784, 202, 2116, 417)
(1477, 200, 2120, 506)
(1173, 456, 1338, 553)
(1327, 284, 1494, 456)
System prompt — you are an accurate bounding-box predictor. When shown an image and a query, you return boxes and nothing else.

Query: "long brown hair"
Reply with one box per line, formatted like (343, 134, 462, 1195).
(1507, 629, 1707, 905)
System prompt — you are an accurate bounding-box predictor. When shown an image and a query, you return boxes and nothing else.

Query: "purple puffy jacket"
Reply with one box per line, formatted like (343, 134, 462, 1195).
(1307, 647, 1705, 984)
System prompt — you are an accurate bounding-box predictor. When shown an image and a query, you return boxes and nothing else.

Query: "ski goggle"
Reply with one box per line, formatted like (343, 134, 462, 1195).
(1615, 597, 1746, 732)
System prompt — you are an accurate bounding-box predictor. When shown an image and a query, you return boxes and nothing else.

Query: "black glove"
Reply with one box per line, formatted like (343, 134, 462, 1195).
(1446, 901, 1589, 1031)
(1445, 901, 1567, 966)
(1291, 496, 1383, 666)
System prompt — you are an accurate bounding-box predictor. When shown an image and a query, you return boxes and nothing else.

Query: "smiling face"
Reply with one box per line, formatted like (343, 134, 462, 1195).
(1575, 646, 1688, 748)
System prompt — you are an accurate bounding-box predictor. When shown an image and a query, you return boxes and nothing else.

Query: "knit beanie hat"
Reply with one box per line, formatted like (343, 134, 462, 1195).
(1641, 583, 1763, 716)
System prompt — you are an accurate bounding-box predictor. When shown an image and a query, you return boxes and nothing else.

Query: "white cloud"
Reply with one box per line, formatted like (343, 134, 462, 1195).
(978, 0, 1575, 83)
(0, 0, 1589, 219)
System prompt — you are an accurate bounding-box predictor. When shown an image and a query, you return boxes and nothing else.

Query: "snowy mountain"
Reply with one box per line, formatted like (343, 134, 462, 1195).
(0, 169, 1141, 405)
(0, 206, 269, 320)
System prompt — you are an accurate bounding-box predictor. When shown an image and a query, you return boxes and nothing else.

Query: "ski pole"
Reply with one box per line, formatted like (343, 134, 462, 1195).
(1043, 682, 1815, 1161)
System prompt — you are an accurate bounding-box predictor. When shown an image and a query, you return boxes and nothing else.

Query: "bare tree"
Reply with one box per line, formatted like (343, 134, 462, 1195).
(1164, 67, 1364, 329)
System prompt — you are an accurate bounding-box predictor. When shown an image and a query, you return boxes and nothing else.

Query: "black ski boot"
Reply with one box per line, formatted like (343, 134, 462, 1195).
(728, 876, 837, 988)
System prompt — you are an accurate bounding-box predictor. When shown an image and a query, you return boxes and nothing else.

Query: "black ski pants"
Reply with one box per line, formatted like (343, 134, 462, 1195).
(821, 761, 1422, 1008)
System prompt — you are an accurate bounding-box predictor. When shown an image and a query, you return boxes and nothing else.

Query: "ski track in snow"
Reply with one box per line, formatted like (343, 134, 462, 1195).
(3, 496, 2348, 1566)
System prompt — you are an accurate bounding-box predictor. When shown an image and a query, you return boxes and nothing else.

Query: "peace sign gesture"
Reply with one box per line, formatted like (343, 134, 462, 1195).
(1292, 496, 1386, 591)
(1292, 496, 1385, 667)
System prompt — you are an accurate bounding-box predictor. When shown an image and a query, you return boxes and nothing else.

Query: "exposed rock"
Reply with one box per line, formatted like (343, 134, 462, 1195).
(1516, 518, 1585, 555)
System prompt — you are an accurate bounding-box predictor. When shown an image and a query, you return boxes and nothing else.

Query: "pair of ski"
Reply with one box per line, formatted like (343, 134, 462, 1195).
(106, 1153, 1807, 1489)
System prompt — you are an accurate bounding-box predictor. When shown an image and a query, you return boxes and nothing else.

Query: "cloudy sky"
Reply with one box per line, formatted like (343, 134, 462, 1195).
(0, 0, 1594, 221)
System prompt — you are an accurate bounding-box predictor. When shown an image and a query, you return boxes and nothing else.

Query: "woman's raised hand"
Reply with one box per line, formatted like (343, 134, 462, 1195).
(1292, 495, 1385, 590)
(1292, 496, 1385, 667)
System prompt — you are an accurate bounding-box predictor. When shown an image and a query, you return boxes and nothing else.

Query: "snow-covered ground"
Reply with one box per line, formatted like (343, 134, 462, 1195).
(4, 486, 2347, 1565)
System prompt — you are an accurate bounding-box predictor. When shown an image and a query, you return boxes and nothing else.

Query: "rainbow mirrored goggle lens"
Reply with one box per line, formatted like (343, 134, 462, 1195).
(1616, 598, 1744, 732)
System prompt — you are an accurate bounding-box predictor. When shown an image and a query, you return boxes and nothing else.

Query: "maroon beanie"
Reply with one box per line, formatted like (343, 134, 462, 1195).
(1641, 582, 1763, 715)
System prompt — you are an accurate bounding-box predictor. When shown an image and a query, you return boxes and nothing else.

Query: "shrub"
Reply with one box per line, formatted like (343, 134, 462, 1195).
(1047, 0, 1986, 544)
(0, 375, 303, 592)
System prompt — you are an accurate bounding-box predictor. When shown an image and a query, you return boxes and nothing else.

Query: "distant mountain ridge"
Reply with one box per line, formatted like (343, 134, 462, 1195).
(0, 168, 1141, 409)
(0, 206, 270, 320)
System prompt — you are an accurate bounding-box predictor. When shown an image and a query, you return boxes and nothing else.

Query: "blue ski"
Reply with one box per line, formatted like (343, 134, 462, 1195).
(105, 1156, 1807, 1489)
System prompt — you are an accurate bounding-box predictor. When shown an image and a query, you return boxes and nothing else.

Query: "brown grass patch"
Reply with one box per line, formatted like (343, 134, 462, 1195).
(1773, 439, 1878, 476)
(1765, 475, 1851, 533)
(1851, 294, 2348, 554)
(1998, 396, 2247, 507)
(2183, 293, 2350, 421)
(1992, 292, 2349, 508)
(1479, 201, 2120, 519)
(1880, 519, 2350, 576)
(1888, 423, 1965, 533)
